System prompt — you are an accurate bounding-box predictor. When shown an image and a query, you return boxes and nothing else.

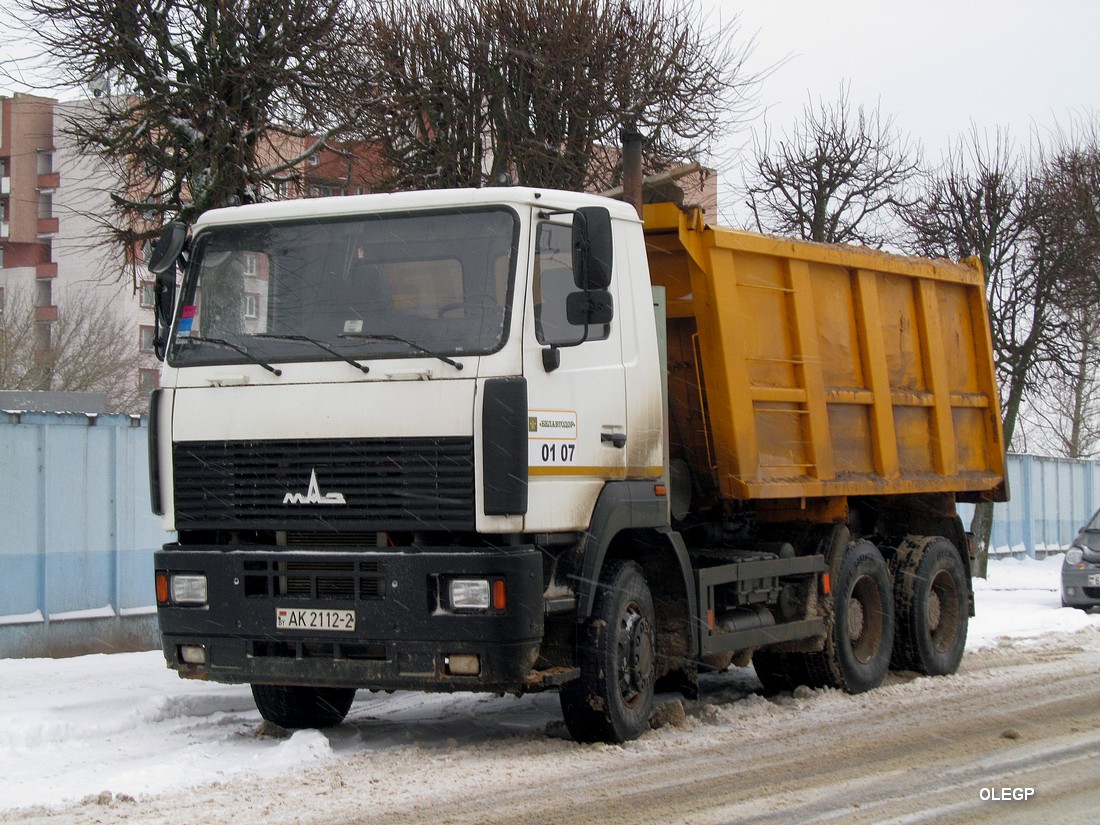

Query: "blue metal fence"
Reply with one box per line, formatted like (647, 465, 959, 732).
(0, 410, 170, 657)
(958, 454, 1100, 557)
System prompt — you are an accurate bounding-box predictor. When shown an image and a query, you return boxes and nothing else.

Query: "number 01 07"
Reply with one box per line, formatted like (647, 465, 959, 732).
(541, 443, 575, 462)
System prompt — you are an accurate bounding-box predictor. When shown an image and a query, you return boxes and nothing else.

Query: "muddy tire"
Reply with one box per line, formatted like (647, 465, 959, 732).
(251, 684, 356, 729)
(892, 537, 968, 675)
(560, 560, 656, 744)
(752, 650, 813, 694)
(805, 540, 894, 694)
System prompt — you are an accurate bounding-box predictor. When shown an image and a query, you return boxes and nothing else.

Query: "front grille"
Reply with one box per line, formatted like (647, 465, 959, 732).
(173, 437, 474, 531)
(1083, 587, 1100, 599)
(243, 558, 385, 601)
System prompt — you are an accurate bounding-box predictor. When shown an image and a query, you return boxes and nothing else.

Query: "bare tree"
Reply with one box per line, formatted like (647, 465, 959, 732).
(1021, 309, 1100, 459)
(744, 86, 920, 246)
(0, 287, 146, 413)
(1019, 128, 1100, 459)
(361, 0, 490, 190)
(21, 0, 376, 257)
(361, 0, 760, 192)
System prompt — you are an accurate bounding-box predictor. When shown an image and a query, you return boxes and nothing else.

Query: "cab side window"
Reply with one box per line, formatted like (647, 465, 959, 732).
(534, 221, 610, 345)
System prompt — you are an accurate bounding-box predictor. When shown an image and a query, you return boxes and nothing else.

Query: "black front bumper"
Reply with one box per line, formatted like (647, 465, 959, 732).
(155, 544, 545, 693)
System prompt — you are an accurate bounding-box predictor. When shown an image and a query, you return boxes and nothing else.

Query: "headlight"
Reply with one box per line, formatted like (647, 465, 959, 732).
(170, 574, 209, 605)
(450, 579, 491, 610)
(1065, 547, 1084, 566)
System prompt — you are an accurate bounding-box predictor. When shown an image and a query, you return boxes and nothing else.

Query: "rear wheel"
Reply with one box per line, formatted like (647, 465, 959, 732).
(806, 540, 894, 694)
(560, 560, 656, 743)
(892, 536, 968, 675)
(251, 684, 356, 729)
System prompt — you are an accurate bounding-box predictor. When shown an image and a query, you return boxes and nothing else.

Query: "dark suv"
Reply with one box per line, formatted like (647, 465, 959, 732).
(1062, 508, 1100, 611)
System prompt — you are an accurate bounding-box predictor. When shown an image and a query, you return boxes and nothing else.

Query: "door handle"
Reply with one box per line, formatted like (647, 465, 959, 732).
(601, 432, 627, 448)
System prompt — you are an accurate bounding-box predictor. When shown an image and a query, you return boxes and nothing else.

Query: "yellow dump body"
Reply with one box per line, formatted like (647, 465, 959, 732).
(644, 202, 1006, 504)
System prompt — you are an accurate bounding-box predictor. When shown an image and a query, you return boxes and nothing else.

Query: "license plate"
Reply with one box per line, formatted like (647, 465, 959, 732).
(275, 607, 356, 632)
(1089, 574, 1100, 587)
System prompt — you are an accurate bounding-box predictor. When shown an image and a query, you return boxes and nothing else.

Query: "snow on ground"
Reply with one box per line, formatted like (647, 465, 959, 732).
(1, 554, 1097, 814)
(969, 553, 1099, 645)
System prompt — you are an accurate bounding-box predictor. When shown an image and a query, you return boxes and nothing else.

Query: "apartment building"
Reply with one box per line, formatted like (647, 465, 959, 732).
(0, 94, 59, 358)
(0, 93, 157, 409)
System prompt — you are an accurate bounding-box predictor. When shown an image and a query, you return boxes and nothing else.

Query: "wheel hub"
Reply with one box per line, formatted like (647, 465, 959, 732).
(848, 597, 865, 641)
(927, 590, 942, 631)
(618, 605, 654, 701)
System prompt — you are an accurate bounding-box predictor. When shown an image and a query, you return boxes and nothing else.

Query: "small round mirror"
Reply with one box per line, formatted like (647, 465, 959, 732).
(148, 221, 187, 274)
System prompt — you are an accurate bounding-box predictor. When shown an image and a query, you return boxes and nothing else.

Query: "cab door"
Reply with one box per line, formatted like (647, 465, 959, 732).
(522, 213, 627, 531)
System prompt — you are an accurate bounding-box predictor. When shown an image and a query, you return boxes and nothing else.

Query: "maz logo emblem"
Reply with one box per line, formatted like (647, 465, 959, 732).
(283, 469, 347, 505)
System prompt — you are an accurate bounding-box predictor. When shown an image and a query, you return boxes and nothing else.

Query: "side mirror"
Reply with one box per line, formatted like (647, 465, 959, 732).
(566, 289, 614, 326)
(148, 221, 187, 275)
(572, 207, 613, 290)
(152, 270, 176, 361)
(147, 222, 187, 361)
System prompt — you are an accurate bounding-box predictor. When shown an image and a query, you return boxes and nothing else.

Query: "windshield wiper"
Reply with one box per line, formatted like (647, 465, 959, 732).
(338, 333, 463, 370)
(176, 335, 282, 375)
(254, 333, 370, 374)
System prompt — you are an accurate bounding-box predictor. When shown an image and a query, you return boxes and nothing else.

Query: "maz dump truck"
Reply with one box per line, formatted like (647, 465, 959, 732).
(147, 186, 1006, 743)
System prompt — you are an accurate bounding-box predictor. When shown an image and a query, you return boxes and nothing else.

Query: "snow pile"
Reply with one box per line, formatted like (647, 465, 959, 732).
(0, 554, 1096, 814)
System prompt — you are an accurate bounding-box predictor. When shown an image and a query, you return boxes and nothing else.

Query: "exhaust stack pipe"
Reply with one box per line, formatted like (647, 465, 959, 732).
(620, 128, 643, 218)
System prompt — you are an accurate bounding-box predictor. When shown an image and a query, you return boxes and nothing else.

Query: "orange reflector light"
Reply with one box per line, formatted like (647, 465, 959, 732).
(155, 572, 169, 604)
(822, 572, 832, 595)
(654, 484, 667, 497)
(707, 608, 715, 631)
(493, 579, 507, 611)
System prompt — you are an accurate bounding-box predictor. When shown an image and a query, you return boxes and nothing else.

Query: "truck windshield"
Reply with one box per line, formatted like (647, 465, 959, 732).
(168, 207, 518, 369)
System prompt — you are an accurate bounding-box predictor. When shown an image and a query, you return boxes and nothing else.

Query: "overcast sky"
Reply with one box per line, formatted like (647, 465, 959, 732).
(711, 0, 1100, 221)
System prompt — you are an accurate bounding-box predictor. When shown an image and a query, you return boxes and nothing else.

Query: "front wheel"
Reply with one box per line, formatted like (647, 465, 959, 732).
(251, 684, 356, 729)
(560, 560, 656, 743)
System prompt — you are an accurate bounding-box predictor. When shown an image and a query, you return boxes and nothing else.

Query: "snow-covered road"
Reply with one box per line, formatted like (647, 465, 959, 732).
(2, 555, 1098, 824)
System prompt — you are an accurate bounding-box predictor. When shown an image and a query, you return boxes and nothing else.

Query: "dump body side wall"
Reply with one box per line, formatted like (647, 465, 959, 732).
(644, 203, 1006, 503)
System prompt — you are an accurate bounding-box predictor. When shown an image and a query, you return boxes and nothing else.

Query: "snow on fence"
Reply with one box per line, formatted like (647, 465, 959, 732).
(1, 411, 1097, 658)
(0, 410, 170, 658)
